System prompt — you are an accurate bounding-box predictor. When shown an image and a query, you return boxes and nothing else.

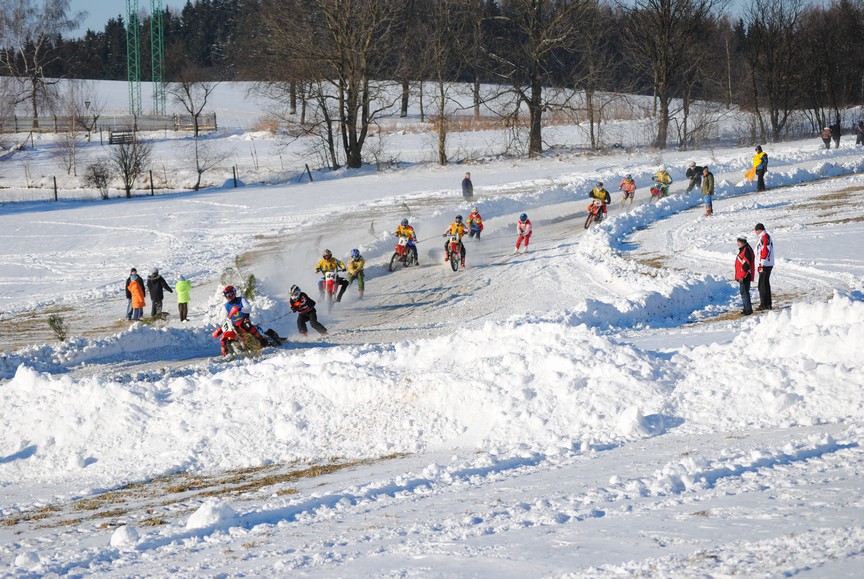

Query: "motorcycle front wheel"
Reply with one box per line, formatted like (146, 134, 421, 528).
(449, 250, 460, 271)
(389, 252, 402, 272)
(584, 212, 595, 229)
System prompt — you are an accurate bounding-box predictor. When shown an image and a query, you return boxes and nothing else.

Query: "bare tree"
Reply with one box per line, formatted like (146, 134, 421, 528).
(187, 137, 231, 191)
(109, 139, 153, 198)
(0, 0, 83, 126)
(628, 0, 723, 149)
(259, 0, 405, 169)
(482, 0, 581, 157)
(83, 159, 113, 200)
(744, 0, 804, 142)
(166, 67, 220, 138)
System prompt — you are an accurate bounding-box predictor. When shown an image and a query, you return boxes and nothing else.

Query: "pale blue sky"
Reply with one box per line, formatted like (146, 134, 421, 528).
(69, 0, 188, 36)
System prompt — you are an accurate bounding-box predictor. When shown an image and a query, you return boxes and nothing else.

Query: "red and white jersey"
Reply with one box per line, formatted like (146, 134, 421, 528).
(517, 219, 532, 236)
(756, 230, 774, 267)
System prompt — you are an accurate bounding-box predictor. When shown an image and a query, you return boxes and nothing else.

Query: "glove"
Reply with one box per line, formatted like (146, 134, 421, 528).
(518, 233, 524, 237)
(758, 265, 763, 273)
(442, 233, 447, 237)
(315, 267, 321, 273)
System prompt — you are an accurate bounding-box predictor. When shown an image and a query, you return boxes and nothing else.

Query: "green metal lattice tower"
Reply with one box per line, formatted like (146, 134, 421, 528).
(151, 0, 165, 114)
(126, 0, 142, 116)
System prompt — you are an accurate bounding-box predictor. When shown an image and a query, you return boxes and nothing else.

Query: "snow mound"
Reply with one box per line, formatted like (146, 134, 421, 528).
(110, 525, 140, 548)
(14, 551, 41, 570)
(186, 499, 237, 530)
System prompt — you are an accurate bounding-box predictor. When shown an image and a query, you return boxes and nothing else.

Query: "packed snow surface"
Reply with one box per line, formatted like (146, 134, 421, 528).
(1, 82, 864, 576)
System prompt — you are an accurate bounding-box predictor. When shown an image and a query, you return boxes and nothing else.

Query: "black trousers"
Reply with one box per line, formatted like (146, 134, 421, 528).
(739, 279, 753, 314)
(758, 266, 773, 309)
(297, 310, 327, 335)
(756, 169, 766, 191)
(178, 302, 188, 321)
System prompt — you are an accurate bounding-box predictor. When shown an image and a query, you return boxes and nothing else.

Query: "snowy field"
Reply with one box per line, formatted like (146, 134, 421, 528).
(1, 82, 864, 576)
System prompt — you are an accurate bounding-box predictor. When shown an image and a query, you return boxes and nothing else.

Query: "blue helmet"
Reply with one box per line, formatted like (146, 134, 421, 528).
(519, 213, 528, 222)
(351, 248, 360, 259)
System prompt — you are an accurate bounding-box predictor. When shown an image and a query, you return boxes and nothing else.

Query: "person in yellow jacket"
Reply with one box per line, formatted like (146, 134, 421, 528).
(395, 218, 419, 264)
(346, 249, 366, 299)
(752, 145, 768, 192)
(176, 274, 192, 322)
(314, 249, 349, 301)
(653, 166, 672, 197)
(442, 215, 468, 267)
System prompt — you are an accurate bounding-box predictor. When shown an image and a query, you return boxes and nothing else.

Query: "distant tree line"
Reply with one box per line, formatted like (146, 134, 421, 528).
(2, 0, 864, 160)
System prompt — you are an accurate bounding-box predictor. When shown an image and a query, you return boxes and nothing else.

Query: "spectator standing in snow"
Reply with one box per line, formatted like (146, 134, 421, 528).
(701, 167, 714, 216)
(754, 223, 774, 310)
(146, 268, 173, 317)
(821, 127, 832, 149)
(462, 172, 473, 200)
(855, 120, 864, 145)
(752, 146, 768, 192)
(125, 267, 145, 320)
(176, 275, 191, 322)
(735, 237, 755, 316)
(830, 117, 841, 148)
(128, 272, 146, 321)
(685, 161, 704, 193)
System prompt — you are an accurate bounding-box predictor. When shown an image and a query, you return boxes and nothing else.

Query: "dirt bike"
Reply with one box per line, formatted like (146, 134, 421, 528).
(321, 270, 344, 312)
(212, 319, 257, 357)
(446, 235, 463, 271)
(389, 236, 417, 271)
(584, 200, 607, 229)
(650, 182, 668, 202)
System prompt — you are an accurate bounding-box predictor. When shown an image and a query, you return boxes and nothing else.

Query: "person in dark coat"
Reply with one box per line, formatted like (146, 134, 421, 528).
(289, 285, 328, 336)
(735, 237, 755, 315)
(685, 162, 704, 193)
(830, 117, 841, 148)
(461, 172, 473, 200)
(125, 267, 145, 320)
(146, 268, 173, 316)
(855, 120, 864, 146)
(753, 146, 768, 192)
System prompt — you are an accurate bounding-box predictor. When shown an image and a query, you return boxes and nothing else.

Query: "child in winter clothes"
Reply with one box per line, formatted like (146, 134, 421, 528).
(176, 275, 191, 322)
(128, 273, 146, 321)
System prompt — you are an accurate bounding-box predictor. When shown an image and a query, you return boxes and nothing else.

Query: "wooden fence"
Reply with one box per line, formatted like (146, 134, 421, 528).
(0, 113, 217, 134)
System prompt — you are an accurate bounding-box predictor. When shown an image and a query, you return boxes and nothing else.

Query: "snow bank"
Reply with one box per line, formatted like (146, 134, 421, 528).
(672, 291, 864, 429)
(2, 292, 862, 487)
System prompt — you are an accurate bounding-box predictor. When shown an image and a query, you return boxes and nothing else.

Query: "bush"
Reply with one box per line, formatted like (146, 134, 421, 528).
(47, 314, 69, 341)
(83, 160, 113, 200)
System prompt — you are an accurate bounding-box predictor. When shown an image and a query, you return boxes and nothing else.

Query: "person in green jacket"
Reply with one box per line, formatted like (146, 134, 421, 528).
(176, 275, 192, 322)
(701, 166, 715, 216)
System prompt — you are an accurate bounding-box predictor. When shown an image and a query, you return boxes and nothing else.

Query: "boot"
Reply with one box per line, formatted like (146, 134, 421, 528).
(358, 290, 364, 299)
(444, 254, 449, 262)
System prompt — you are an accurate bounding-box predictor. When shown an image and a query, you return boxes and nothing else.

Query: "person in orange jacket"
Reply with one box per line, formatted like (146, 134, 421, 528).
(128, 272, 146, 321)
(466, 207, 484, 239)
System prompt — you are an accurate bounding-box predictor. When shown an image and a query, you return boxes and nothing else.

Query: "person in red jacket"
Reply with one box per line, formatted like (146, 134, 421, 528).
(754, 223, 774, 310)
(735, 236, 755, 315)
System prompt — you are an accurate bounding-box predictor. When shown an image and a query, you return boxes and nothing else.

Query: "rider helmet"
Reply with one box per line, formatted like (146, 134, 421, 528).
(472, 207, 479, 214)
(625, 174, 632, 179)
(455, 215, 463, 223)
(223, 285, 236, 299)
(401, 218, 409, 227)
(596, 181, 603, 187)
(519, 213, 528, 222)
(289, 285, 300, 300)
(351, 248, 360, 259)
(323, 249, 332, 259)
(659, 165, 666, 172)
